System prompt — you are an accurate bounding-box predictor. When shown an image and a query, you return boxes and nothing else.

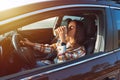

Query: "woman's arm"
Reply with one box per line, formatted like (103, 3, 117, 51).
(57, 46, 86, 63)
(33, 43, 57, 54)
(20, 38, 57, 54)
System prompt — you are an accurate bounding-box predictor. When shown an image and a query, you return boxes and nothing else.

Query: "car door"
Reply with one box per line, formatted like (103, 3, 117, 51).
(19, 6, 118, 80)
(0, 2, 118, 80)
(89, 6, 119, 80)
(111, 6, 120, 80)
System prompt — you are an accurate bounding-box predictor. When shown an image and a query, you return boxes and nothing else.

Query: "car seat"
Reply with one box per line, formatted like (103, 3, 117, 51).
(83, 15, 97, 55)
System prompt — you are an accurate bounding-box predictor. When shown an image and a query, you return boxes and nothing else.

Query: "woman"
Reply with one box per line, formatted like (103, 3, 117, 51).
(21, 20, 86, 65)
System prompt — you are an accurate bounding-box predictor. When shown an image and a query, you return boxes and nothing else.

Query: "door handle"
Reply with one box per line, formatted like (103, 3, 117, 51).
(104, 77, 116, 80)
(92, 62, 110, 72)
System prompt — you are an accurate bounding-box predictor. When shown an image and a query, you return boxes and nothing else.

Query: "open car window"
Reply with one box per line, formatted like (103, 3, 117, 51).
(20, 17, 58, 30)
(0, 5, 105, 79)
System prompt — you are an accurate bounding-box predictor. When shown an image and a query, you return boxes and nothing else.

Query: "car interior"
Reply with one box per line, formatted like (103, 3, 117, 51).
(0, 11, 99, 77)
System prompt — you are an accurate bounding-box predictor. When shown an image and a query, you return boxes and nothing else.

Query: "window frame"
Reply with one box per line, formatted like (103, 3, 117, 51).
(112, 9, 120, 49)
(1, 7, 106, 79)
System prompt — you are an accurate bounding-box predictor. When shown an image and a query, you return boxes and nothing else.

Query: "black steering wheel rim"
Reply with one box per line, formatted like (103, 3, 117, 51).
(11, 33, 36, 67)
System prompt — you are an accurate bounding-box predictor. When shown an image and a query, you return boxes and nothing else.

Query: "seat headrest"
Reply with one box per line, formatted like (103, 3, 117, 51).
(84, 16, 97, 38)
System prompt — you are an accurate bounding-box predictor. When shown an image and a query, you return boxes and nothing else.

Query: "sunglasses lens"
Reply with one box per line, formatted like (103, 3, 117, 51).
(67, 26, 73, 32)
(70, 26, 74, 30)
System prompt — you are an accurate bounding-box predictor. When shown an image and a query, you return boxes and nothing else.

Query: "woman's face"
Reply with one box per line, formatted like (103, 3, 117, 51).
(67, 21, 76, 38)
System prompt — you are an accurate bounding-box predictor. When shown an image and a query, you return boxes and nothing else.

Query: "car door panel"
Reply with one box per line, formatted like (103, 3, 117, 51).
(18, 28, 54, 44)
(4, 52, 117, 80)
(112, 8, 120, 80)
(48, 52, 118, 80)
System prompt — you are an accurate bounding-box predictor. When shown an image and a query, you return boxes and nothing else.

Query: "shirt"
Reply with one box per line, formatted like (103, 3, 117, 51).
(33, 42, 86, 64)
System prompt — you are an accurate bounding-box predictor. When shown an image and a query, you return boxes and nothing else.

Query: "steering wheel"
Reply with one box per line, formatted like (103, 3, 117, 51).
(11, 33, 36, 67)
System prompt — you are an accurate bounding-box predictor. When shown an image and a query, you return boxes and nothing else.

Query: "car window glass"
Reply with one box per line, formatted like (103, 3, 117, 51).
(61, 16, 84, 26)
(20, 17, 58, 30)
(114, 10, 120, 47)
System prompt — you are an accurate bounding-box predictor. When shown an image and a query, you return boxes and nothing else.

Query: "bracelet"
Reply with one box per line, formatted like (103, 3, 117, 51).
(33, 43, 41, 51)
(61, 42, 66, 46)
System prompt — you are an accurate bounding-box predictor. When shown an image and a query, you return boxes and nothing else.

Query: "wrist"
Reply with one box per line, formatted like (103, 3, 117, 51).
(61, 39, 66, 43)
(30, 43, 36, 47)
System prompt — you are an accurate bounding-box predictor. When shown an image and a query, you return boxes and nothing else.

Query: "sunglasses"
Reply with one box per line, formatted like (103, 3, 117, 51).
(67, 26, 75, 32)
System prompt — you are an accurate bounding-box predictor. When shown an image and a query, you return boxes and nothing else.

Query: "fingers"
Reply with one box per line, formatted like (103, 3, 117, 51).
(56, 26, 67, 42)
(20, 38, 30, 45)
(20, 40, 25, 45)
(20, 40, 23, 43)
(56, 26, 66, 33)
(24, 38, 29, 41)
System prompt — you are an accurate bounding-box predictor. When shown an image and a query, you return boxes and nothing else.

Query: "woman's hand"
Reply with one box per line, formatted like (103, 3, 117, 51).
(20, 38, 35, 47)
(55, 26, 67, 43)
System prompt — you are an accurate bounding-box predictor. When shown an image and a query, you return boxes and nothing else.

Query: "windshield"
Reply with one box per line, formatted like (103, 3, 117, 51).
(0, 0, 50, 11)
